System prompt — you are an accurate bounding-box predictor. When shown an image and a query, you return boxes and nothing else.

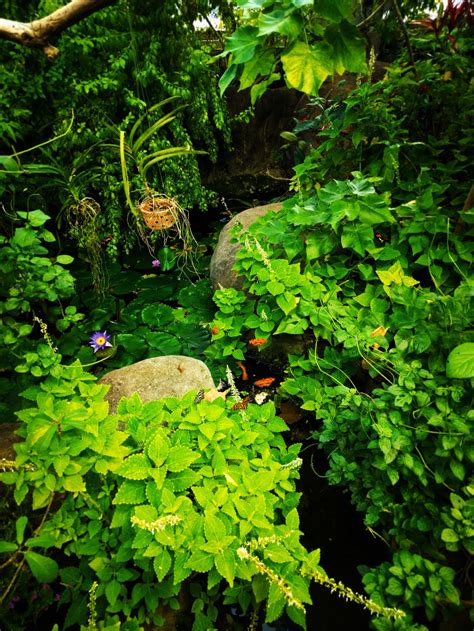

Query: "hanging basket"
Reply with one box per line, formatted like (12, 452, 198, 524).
(138, 196, 177, 231)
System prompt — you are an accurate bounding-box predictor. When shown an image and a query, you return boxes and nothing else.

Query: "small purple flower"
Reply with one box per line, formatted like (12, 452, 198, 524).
(152, 259, 161, 268)
(89, 331, 112, 353)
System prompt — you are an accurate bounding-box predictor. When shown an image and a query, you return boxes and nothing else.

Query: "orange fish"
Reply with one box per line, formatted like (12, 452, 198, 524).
(210, 325, 219, 336)
(254, 377, 276, 388)
(236, 360, 249, 381)
(248, 338, 267, 347)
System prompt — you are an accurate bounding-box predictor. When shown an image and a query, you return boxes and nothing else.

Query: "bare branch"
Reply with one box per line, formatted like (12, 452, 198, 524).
(0, 0, 118, 60)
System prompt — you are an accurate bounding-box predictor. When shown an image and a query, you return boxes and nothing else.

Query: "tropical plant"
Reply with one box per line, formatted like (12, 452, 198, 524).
(206, 169, 473, 627)
(219, 0, 367, 101)
(0, 366, 404, 628)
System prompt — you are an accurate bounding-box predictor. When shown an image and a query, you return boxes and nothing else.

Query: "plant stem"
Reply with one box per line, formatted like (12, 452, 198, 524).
(391, 0, 418, 77)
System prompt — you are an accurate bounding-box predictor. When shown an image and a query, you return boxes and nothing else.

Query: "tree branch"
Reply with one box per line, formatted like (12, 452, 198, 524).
(0, 0, 118, 60)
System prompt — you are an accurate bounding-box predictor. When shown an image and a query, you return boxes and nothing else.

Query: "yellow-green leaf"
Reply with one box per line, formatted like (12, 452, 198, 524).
(281, 41, 333, 95)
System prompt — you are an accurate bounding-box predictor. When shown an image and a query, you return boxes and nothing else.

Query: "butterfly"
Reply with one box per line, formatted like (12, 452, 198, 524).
(194, 390, 205, 404)
(232, 396, 251, 411)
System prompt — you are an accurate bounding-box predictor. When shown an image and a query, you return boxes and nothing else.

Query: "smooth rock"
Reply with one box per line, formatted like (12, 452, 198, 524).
(99, 356, 216, 413)
(210, 202, 283, 291)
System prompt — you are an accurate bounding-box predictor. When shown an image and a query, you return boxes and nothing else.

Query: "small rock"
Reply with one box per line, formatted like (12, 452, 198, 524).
(210, 202, 283, 290)
(99, 356, 216, 413)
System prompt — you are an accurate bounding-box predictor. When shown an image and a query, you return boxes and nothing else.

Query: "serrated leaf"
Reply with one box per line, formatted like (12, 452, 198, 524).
(174, 550, 192, 584)
(169, 470, 202, 491)
(215, 549, 236, 586)
(286, 508, 300, 530)
(154, 548, 172, 581)
(187, 549, 215, 573)
(446, 343, 474, 379)
(204, 511, 226, 541)
(116, 454, 151, 480)
(113, 480, 147, 505)
(166, 446, 200, 473)
(147, 430, 170, 467)
(24, 551, 58, 583)
(266, 582, 286, 622)
(63, 475, 86, 493)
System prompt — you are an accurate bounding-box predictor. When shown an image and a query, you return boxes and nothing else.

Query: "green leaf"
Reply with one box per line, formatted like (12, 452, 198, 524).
(441, 528, 459, 543)
(154, 548, 172, 581)
(239, 50, 275, 90)
(63, 475, 86, 492)
(116, 454, 151, 480)
(105, 579, 121, 606)
(143, 331, 181, 355)
(386, 577, 404, 596)
(376, 261, 419, 287)
(341, 223, 374, 256)
(141, 304, 175, 326)
(187, 549, 214, 573)
(286, 508, 300, 530)
(266, 582, 286, 622)
(25, 533, 57, 548)
(276, 292, 299, 315)
(219, 64, 239, 96)
(204, 512, 226, 541)
(314, 0, 354, 21)
(56, 255, 74, 265)
(0, 540, 18, 553)
(446, 343, 474, 379)
(12, 227, 37, 248)
(324, 20, 367, 74)
(215, 549, 236, 586)
(449, 460, 465, 481)
(24, 551, 59, 583)
(225, 26, 260, 64)
(147, 430, 170, 467)
(257, 10, 303, 39)
(281, 41, 333, 95)
(166, 446, 200, 473)
(169, 470, 202, 491)
(305, 231, 338, 260)
(17, 209, 50, 226)
(16, 516, 28, 545)
(117, 333, 147, 356)
(113, 480, 147, 505)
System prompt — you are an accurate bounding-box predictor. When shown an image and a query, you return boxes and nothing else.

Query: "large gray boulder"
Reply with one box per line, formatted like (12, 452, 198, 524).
(210, 202, 282, 290)
(99, 356, 216, 413)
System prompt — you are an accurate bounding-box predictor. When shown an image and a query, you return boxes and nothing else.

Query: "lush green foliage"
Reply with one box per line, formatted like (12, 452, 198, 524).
(1, 364, 392, 629)
(0, 0, 230, 257)
(207, 25, 474, 627)
(1, 2, 472, 629)
(220, 0, 367, 101)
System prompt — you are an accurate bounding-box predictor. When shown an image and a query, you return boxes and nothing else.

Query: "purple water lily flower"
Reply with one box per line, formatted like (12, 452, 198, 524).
(89, 331, 112, 353)
(152, 259, 161, 268)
